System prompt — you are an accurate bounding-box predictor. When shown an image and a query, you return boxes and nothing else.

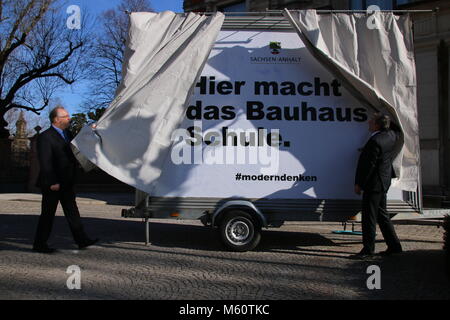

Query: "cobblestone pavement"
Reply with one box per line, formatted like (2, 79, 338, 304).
(0, 195, 449, 300)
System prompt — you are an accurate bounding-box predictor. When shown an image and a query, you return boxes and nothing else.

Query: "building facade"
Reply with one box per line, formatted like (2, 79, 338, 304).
(183, 0, 426, 12)
(183, 0, 348, 12)
(403, 1, 450, 202)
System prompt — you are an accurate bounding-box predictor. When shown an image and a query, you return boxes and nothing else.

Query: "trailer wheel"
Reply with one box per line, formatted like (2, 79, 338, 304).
(219, 210, 261, 252)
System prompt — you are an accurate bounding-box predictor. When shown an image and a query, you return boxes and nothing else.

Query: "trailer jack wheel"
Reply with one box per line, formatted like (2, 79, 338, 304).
(219, 210, 261, 252)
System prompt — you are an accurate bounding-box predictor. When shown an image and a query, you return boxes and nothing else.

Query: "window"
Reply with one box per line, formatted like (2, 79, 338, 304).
(368, 0, 393, 9)
(219, 1, 246, 12)
(351, 0, 426, 10)
(351, 0, 364, 9)
(351, 0, 395, 9)
(395, 0, 423, 5)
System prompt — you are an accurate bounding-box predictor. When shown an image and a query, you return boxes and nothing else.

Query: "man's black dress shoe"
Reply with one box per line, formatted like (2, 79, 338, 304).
(379, 247, 403, 256)
(350, 249, 375, 260)
(78, 238, 99, 250)
(32, 246, 56, 254)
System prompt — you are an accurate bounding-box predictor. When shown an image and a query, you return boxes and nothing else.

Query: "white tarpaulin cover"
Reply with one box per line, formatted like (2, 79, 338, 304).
(283, 9, 419, 191)
(73, 9, 419, 196)
(72, 11, 224, 193)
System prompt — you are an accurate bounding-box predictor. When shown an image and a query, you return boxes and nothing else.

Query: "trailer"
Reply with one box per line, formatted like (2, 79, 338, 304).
(115, 12, 422, 251)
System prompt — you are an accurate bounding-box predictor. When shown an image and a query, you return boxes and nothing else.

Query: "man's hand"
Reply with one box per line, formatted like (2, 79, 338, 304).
(354, 184, 362, 195)
(50, 184, 60, 191)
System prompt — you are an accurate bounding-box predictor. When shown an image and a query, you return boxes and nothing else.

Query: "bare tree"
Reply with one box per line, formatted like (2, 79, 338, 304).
(82, 0, 153, 112)
(0, 0, 93, 138)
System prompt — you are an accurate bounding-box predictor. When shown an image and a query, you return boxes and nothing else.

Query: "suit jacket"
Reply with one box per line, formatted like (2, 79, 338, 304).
(36, 126, 77, 189)
(355, 129, 398, 193)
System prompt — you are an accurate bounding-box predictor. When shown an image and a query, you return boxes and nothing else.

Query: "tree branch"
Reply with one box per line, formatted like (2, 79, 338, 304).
(3, 41, 83, 105)
(35, 73, 75, 84)
(7, 98, 49, 115)
(0, 0, 51, 70)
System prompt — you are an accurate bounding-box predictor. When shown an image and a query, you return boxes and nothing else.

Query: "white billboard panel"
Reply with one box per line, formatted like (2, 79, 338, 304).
(153, 30, 403, 201)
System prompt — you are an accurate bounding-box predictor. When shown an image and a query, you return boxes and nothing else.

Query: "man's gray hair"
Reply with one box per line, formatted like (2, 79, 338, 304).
(49, 106, 66, 124)
(373, 112, 391, 131)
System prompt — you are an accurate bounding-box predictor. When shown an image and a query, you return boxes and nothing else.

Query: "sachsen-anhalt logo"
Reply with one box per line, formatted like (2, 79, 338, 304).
(270, 42, 281, 55)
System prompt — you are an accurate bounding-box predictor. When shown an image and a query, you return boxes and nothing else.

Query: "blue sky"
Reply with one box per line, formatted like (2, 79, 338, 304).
(68, 0, 184, 15)
(60, 0, 184, 115)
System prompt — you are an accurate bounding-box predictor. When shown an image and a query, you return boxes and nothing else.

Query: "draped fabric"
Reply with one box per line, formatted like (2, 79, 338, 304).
(283, 9, 419, 191)
(72, 11, 224, 194)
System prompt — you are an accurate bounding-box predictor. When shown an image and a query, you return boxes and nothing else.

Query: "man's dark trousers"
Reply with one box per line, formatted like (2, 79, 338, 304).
(34, 186, 88, 247)
(355, 129, 402, 254)
(362, 190, 401, 254)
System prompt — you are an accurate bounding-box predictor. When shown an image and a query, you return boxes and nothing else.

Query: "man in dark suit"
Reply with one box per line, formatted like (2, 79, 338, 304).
(33, 106, 98, 253)
(354, 113, 402, 258)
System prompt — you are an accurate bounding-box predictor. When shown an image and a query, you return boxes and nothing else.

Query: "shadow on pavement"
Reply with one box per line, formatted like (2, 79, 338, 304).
(1, 214, 335, 253)
(345, 249, 450, 299)
(1, 214, 450, 299)
(76, 193, 134, 206)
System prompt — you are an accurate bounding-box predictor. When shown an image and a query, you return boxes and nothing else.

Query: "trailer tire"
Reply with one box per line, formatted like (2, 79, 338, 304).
(219, 210, 261, 252)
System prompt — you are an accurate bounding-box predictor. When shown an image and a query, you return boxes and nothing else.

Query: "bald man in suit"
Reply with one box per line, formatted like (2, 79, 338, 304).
(33, 106, 98, 253)
(354, 113, 402, 258)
